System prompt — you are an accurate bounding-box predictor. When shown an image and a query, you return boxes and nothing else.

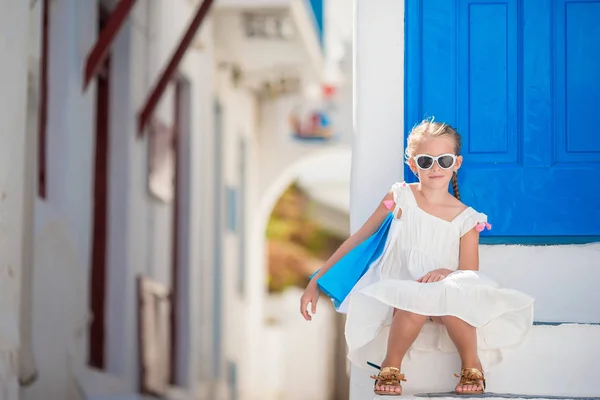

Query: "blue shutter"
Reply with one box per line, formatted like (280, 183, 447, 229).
(226, 186, 238, 233)
(405, 0, 600, 242)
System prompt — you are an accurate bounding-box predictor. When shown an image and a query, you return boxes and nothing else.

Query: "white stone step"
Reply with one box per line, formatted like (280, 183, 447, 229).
(479, 244, 600, 323)
(374, 396, 600, 400)
(351, 324, 600, 399)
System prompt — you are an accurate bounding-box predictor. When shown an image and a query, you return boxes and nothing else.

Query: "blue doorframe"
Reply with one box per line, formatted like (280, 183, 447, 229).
(405, 0, 600, 244)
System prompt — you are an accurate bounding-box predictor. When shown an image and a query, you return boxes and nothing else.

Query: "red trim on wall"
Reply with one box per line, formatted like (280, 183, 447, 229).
(88, 8, 112, 369)
(38, 0, 50, 198)
(170, 80, 183, 384)
(83, 0, 138, 90)
(89, 55, 111, 369)
(137, 0, 213, 136)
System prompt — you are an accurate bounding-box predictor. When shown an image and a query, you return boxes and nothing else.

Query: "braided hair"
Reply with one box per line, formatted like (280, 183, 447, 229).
(451, 172, 460, 200)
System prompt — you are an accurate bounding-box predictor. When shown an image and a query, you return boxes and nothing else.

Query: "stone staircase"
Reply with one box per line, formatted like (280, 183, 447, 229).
(358, 322, 600, 399)
(351, 244, 600, 400)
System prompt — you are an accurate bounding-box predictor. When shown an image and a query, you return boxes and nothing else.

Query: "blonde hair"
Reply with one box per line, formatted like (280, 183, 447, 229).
(405, 118, 462, 200)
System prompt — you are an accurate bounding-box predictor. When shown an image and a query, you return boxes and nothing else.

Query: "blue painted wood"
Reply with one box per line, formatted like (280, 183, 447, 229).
(307, 0, 323, 44)
(480, 236, 600, 245)
(405, 0, 600, 238)
(226, 186, 238, 233)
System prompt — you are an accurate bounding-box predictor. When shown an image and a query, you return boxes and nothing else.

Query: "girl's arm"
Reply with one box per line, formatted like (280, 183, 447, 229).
(309, 191, 395, 282)
(458, 228, 480, 271)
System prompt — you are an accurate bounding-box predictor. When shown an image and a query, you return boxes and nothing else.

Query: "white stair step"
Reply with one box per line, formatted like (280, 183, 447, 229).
(479, 244, 600, 323)
(374, 395, 600, 400)
(351, 324, 600, 399)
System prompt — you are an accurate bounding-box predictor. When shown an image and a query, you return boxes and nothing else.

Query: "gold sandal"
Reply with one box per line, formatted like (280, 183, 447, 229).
(454, 367, 486, 395)
(370, 366, 406, 396)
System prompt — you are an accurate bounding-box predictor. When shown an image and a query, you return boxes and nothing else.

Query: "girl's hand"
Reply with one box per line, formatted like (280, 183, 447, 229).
(300, 280, 320, 321)
(417, 268, 453, 283)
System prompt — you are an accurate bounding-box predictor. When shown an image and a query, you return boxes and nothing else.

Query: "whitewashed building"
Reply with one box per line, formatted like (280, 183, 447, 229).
(1, 0, 353, 399)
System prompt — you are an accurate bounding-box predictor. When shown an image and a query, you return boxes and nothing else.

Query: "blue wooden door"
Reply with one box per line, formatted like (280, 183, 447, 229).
(405, 0, 600, 241)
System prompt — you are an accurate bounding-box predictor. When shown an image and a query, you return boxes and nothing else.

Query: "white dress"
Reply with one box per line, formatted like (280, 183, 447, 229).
(344, 182, 535, 370)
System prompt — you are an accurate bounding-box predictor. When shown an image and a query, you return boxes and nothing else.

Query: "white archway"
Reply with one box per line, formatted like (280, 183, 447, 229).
(242, 144, 351, 396)
(257, 145, 352, 226)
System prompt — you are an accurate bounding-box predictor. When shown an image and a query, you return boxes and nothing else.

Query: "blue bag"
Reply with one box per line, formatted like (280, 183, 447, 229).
(310, 213, 394, 308)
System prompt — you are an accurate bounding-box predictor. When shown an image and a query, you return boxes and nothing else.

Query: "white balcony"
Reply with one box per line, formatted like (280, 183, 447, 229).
(214, 0, 324, 93)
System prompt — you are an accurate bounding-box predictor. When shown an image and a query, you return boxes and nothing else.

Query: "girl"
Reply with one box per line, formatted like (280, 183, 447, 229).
(300, 119, 534, 396)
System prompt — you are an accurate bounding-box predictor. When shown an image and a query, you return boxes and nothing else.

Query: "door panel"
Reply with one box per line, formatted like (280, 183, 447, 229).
(405, 0, 600, 239)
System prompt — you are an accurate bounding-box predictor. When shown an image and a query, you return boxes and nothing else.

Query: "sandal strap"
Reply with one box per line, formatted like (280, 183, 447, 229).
(370, 367, 407, 385)
(453, 367, 486, 389)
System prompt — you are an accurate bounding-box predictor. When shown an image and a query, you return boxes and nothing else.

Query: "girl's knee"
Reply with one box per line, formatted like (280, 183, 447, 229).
(439, 315, 457, 322)
(439, 315, 474, 327)
(393, 308, 428, 323)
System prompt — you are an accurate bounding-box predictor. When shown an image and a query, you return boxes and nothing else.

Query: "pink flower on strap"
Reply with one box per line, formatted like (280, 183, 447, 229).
(383, 200, 395, 210)
(475, 222, 492, 232)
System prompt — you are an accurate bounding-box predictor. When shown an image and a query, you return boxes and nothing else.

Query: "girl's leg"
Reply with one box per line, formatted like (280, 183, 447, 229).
(376, 309, 428, 394)
(438, 316, 484, 392)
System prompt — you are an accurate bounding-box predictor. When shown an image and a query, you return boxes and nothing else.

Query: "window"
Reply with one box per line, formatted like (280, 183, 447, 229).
(226, 186, 238, 233)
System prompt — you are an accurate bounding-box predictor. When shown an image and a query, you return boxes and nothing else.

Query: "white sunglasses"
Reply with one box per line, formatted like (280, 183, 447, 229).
(414, 153, 457, 170)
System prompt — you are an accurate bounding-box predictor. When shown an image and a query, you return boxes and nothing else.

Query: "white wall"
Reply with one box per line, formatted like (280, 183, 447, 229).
(105, 2, 149, 389)
(212, 57, 340, 400)
(105, 0, 218, 395)
(324, 0, 354, 84)
(20, 4, 42, 386)
(0, 1, 31, 399)
(351, 2, 405, 396)
(241, 93, 351, 400)
(351, 0, 599, 399)
(179, 16, 218, 399)
(19, 1, 220, 399)
(214, 0, 323, 87)
(227, 2, 356, 396)
(213, 20, 338, 399)
(16, 1, 354, 399)
(264, 288, 337, 400)
(214, 63, 260, 398)
(213, 12, 338, 397)
(351, 0, 405, 228)
(23, 1, 98, 399)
